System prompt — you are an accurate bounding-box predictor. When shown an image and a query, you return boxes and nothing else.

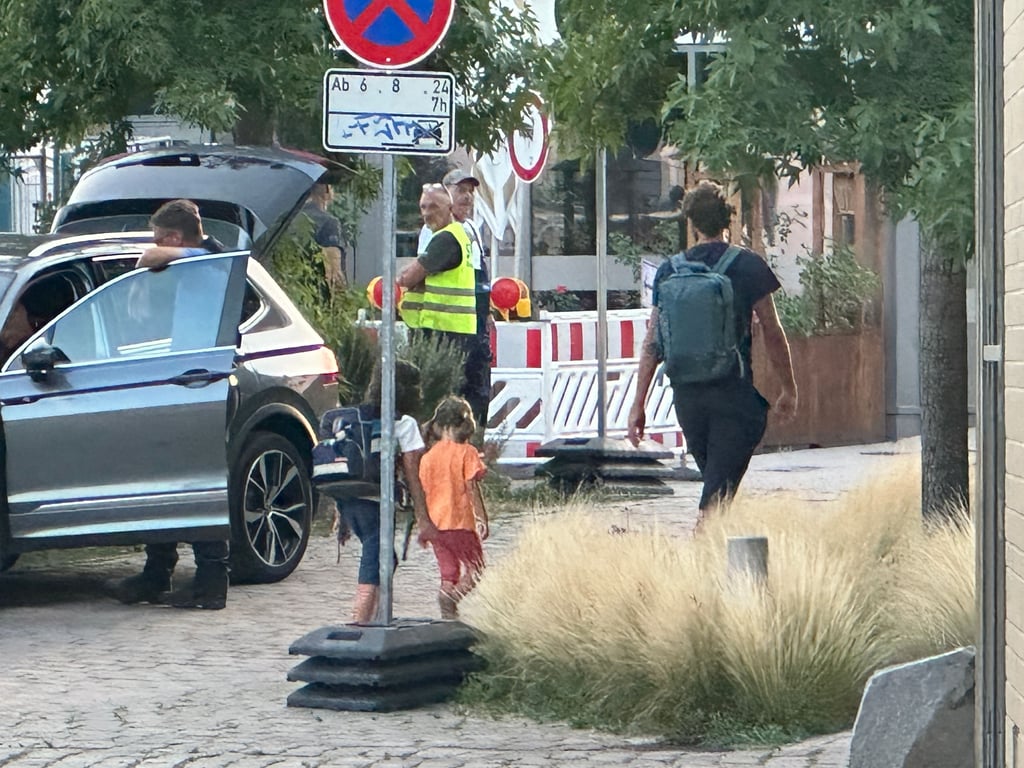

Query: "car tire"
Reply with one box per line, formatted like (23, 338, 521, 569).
(229, 431, 313, 584)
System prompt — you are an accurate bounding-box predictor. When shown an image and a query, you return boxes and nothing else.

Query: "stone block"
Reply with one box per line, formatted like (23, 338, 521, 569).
(849, 646, 974, 768)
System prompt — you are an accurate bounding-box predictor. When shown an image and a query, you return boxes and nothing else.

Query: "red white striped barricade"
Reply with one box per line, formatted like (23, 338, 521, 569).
(489, 309, 684, 460)
(355, 309, 684, 460)
(491, 308, 651, 367)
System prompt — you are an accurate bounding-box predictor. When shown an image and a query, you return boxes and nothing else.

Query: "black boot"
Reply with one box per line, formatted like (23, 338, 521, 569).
(161, 541, 228, 610)
(161, 565, 227, 610)
(160, 585, 226, 610)
(108, 571, 172, 604)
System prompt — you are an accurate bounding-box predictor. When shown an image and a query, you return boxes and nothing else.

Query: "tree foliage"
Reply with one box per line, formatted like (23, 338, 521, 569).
(0, 0, 547, 162)
(546, 0, 972, 252)
(541, 2, 681, 157)
(546, 0, 973, 514)
(662, 0, 973, 257)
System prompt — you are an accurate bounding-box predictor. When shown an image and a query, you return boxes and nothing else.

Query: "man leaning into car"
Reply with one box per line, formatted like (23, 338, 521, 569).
(110, 199, 231, 610)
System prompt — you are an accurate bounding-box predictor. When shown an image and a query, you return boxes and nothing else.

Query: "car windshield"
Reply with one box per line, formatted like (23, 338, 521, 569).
(52, 216, 251, 250)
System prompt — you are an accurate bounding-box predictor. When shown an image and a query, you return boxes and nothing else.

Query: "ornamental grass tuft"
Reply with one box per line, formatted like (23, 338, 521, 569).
(459, 456, 974, 745)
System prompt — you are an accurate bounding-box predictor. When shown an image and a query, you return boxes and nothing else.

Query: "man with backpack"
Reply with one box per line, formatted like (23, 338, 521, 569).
(627, 181, 797, 522)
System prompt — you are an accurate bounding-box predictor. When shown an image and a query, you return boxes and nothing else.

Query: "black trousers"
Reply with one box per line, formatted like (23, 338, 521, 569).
(672, 378, 769, 511)
(417, 329, 492, 429)
(144, 540, 229, 586)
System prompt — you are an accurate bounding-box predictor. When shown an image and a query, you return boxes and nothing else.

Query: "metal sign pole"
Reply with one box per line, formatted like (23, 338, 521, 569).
(595, 147, 608, 437)
(377, 152, 397, 625)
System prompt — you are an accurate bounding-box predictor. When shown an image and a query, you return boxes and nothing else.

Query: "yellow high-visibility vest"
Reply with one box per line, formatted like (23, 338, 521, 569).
(411, 222, 476, 335)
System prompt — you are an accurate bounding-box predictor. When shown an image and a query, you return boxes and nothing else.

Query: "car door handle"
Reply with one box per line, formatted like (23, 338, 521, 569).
(169, 369, 220, 388)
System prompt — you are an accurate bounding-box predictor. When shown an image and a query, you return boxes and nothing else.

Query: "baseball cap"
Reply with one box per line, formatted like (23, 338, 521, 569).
(442, 168, 480, 187)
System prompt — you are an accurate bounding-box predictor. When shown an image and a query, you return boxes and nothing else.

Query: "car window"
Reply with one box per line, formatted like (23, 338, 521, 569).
(91, 255, 139, 284)
(5, 256, 237, 370)
(55, 215, 252, 250)
(93, 256, 265, 325)
(0, 269, 91, 365)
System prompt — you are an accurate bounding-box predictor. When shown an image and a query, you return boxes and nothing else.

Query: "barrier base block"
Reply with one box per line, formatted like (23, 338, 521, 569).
(534, 437, 679, 494)
(286, 619, 482, 712)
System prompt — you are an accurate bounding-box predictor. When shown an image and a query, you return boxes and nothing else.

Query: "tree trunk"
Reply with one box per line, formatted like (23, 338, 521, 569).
(918, 239, 970, 518)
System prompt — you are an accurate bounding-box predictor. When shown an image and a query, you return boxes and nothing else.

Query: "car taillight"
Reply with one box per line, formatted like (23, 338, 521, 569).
(318, 345, 339, 384)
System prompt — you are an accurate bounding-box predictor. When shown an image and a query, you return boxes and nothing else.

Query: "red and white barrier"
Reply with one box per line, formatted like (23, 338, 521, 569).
(357, 308, 685, 461)
(491, 309, 651, 368)
(488, 309, 684, 460)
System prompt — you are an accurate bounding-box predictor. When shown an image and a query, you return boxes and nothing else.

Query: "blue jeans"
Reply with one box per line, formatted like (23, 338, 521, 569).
(338, 498, 382, 585)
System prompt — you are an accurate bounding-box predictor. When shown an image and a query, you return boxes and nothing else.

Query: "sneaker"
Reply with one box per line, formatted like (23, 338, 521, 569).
(108, 573, 171, 605)
(159, 587, 226, 611)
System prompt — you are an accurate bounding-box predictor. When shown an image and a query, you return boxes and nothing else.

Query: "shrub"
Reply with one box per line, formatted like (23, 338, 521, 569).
(262, 221, 376, 403)
(396, 331, 468, 423)
(775, 245, 880, 337)
(460, 457, 975, 745)
(534, 285, 583, 312)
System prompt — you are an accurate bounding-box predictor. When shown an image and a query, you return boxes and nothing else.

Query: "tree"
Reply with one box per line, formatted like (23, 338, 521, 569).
(0, 0, 546, 168)
(545, 0, 973, 517)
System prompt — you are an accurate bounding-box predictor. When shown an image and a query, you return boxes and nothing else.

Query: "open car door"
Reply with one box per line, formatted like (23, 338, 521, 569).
(0, 253, 247, 547)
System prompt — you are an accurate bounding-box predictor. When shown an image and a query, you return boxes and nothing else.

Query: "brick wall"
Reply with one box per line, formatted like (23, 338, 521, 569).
(1006, 0, 1024, 757)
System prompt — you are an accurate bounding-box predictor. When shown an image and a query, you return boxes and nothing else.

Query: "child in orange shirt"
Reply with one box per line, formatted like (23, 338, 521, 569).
(419, 396, 489, 619)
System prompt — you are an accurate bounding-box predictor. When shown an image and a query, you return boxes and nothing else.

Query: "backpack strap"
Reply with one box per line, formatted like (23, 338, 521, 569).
(668, 251, 690, 274)
(713, 245, 742, 275)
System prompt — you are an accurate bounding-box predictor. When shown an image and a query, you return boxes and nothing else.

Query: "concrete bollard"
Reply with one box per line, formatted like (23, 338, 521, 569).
(727, 536, 769, 582)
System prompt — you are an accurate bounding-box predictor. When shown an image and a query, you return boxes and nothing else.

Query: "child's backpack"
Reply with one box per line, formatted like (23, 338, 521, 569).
(312, 405, 384, 499)
(655, 245, 744, 385)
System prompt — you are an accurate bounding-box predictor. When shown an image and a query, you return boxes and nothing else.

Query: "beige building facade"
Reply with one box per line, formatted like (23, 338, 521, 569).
(1008, 3, 1024, 763)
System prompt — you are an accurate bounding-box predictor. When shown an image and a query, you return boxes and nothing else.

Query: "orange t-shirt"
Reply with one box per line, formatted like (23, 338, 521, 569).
(419, 439, 487, 531)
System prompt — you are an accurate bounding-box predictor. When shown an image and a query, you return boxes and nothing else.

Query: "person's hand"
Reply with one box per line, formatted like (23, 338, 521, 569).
(774, 388, 798, 422)
(627, 403, 646, 447)
(332, 509, 352, 546)
(323, 249, 346, 290)
(416, 519, 439, 546)
(325, 263, 346, 290)
(476, 518, 490, 541)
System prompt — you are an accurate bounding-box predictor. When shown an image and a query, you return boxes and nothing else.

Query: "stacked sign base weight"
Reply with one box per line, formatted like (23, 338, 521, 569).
(287, 618, 481, 712)
(534, 436, 694, 495)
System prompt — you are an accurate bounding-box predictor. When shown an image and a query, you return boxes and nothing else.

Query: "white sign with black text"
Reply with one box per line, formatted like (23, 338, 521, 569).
(322, 69, 455, 155)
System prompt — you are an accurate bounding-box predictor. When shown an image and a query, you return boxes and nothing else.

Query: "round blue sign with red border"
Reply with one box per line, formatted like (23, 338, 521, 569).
(324, 0, 454, 69)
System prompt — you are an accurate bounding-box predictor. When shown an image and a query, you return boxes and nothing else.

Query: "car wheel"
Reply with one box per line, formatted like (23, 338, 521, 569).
(229, 431, 313, 584)
(0, 554, 18, 572)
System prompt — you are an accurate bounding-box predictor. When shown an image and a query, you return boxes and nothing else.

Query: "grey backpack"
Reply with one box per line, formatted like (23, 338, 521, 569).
(655, 245, 744, 385)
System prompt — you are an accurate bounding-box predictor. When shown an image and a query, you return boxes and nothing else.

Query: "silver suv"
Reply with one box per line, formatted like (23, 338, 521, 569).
(0, 146, 341, 583)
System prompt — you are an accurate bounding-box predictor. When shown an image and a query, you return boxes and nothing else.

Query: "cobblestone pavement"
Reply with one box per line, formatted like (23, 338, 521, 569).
(0, 439, 920, 767)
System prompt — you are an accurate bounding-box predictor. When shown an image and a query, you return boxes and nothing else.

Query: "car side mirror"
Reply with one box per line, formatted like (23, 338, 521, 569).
(22, 341, 70, 382)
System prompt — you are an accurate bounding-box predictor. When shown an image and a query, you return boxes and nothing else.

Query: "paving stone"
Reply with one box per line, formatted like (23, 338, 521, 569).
(0, 441, 918, 768)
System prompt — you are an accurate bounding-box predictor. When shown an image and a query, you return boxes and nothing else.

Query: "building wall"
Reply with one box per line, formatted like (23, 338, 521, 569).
(1004, 0, 1024, 757)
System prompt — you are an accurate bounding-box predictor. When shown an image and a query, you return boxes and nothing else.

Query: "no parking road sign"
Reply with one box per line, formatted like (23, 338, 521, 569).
(324, 0, 455, 69)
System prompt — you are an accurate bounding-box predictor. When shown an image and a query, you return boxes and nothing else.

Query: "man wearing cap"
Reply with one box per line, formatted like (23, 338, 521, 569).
(400, 176, 491, 427)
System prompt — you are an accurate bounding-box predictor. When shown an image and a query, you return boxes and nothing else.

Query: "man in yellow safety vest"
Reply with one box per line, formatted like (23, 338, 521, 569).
(399, 183, 488, 423)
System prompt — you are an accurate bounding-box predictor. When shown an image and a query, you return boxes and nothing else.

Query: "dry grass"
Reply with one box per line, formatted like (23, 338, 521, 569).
(459, 456, 975, 743)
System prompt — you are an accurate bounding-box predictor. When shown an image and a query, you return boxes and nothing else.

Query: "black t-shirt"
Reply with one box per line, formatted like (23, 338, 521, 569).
(302, 202, 344, 251)
(418, 229, 462, 274)
(652, 241, 781, 379)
